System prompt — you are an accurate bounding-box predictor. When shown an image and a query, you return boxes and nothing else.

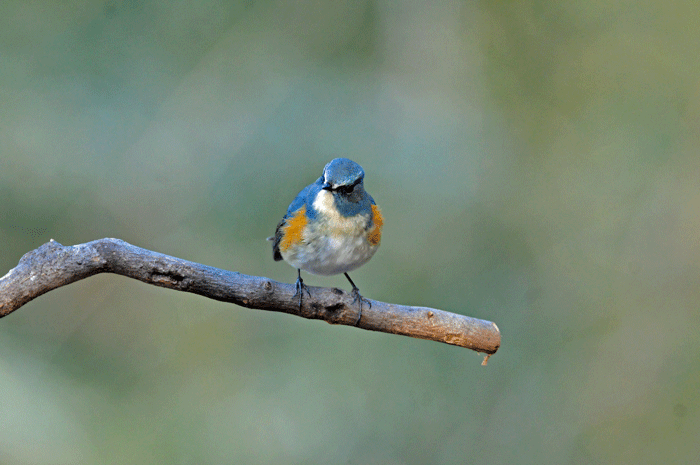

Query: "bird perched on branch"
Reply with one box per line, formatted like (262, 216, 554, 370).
(271, 158, 383, 324)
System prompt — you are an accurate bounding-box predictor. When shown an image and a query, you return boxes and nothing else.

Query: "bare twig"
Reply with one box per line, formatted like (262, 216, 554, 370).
(0, 239, 500, 361)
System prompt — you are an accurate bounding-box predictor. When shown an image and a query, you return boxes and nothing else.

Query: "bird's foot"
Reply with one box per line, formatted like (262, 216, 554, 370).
(293, 273, 312, 310)
(350, 285, 371, 326)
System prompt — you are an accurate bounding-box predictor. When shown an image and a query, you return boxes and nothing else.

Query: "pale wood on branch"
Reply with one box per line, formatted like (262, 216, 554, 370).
(0, 238, 500, 362)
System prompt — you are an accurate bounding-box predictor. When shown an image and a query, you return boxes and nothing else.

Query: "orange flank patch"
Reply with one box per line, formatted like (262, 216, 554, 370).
(280, 206, 307, 252)
(368, 204, 383, 246)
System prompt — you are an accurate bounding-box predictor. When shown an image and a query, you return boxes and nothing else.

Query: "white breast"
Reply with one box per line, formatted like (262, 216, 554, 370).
(281, 190, 378, 276)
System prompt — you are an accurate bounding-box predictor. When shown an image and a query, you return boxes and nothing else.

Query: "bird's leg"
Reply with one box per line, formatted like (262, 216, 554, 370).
(293, 269, 311, 310)
(344, 272, 371, 325)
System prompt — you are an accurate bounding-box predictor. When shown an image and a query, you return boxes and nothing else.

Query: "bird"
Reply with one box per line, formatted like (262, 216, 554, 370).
(271, 158, 383, 324)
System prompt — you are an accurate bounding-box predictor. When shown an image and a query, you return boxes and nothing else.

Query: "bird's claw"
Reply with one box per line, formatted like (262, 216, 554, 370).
(350, 286, 371, 326)
(350, 287, 371, 308)
(293, 275, 312, 310)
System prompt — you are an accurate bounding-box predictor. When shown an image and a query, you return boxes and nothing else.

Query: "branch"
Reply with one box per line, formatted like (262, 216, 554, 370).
(0, 239, 500, 363)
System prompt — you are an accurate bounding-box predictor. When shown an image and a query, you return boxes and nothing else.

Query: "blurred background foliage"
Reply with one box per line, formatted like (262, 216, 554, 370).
(1, 0, 699, 463)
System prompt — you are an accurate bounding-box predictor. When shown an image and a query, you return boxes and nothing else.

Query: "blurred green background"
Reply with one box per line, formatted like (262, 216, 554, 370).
(2, 1, 699, 463)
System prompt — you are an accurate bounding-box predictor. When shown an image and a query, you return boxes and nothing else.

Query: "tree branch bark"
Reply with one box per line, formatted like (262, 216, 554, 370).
(0, 238, 500, 363)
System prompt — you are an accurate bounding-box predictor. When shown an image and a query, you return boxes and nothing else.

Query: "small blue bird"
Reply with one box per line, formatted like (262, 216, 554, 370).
(271, 158, 383, 320)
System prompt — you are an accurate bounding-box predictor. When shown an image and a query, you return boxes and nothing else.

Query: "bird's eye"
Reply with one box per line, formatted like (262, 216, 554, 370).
(338, 184, 354, 195)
